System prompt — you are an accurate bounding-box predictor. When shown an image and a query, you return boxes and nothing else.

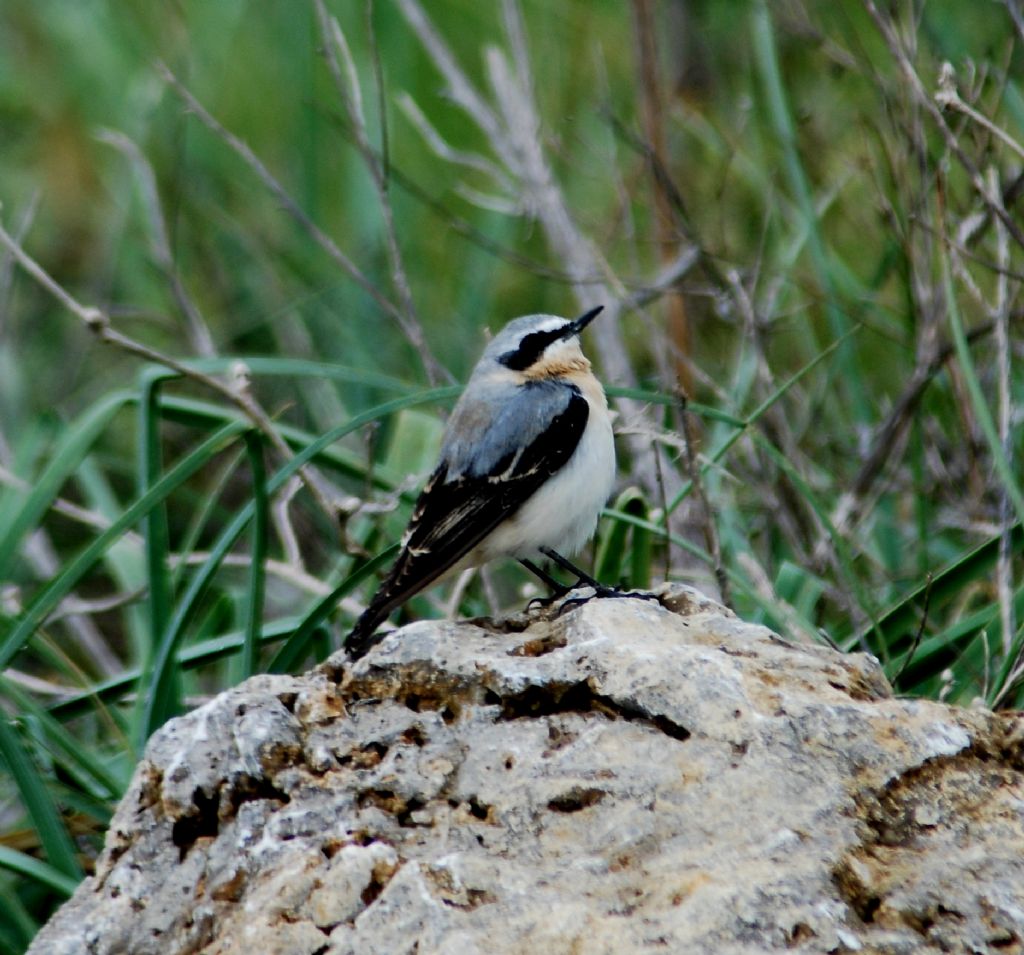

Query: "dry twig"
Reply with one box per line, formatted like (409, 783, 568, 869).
(0, 215, 341, 526)
(862, 0, 1024, 250)
(678, 395, 730, 607)
(96, 129, 217, 358)
(156, 61, 447, 387)
(990, 168, 1016, 655)
(312, 0, 450, 386)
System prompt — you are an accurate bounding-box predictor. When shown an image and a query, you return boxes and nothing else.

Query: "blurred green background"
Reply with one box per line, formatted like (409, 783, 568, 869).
(0, 0, 1022, 947)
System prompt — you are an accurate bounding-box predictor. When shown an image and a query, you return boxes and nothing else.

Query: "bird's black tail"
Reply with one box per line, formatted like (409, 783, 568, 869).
(343, 597, 394, 660)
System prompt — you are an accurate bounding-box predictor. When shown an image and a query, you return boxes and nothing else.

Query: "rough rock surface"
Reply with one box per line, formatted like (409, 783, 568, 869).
(30, 585, 1024, 955)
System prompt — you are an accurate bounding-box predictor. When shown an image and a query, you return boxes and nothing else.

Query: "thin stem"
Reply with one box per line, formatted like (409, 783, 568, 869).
(0, 216, 338, 524)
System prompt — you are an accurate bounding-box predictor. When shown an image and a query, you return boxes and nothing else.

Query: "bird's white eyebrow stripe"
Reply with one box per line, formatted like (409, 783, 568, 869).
(497, 324, 570, 371)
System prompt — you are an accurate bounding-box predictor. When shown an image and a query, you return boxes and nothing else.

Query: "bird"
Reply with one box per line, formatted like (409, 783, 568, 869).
(344, 305, 616, 660)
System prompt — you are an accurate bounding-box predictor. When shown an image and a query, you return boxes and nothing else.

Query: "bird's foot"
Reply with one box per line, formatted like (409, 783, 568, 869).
(521, 550, 659, 614)
(526, 594, 558, 611)
(525, 583, 572, 611)
(521, 557, 574, 610)
(556, 584, 660, 616)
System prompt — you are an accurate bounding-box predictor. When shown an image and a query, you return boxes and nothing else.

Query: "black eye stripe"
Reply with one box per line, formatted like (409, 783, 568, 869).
(499, 327, 567, 371)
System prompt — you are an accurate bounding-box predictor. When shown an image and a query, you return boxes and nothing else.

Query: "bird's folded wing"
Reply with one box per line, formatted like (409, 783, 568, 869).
(352, 384, 589, 639)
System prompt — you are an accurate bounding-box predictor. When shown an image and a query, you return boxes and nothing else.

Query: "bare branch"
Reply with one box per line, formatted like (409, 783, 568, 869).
(0, 192, 40, 335)
(48, 587, 146, 623)
(999, 0, 1024, 48)
(272, 475, 305, 571)
(396, 0, 503, 142)
(861, 0, 1024, 250)
(990, 167, 1015, 656)
(934, 63, 1024, 162)
(313, 1, 450, 385)
(171, 551, 332, 597)
(397, 94, 512, 188)
(97, 129, 217, 358)
(500, 0, 533, 109)
(679, 395, 730, 607)
(830, 316, 1007, 538)
(0, 425, 125, 678)
(0, 461, 134, 537)
(0, 215, 340, 525)
(156, 62, 418, 352)
(3, 669, 78, 698)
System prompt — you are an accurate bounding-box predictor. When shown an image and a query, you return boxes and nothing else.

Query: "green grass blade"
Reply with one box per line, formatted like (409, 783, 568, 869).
(750, 0, 867, 422)
(862, 524, 1024, 651)
(0, 886, 38, 953)
(0, 390, 133, 582)
(889, 585, 1024, 698)
(180, 356, 416, 393)
(0, 421, 248, 673)
(138, 370, 173, 679)
(596, 488, 651, 587)
(241, 431, 268, 677)
(75, 455, 149, 659)
(140, 503, 259, 741)
(140, 386, 458, 742)
(666, 329, 858, 516)
(48, 617, 304, 721)
(268, 545, 399, 672)
(171, 444, 247, 592)
(602, 506, 822, 637)
(751, 432, 882, 651)
(943, 253, 1024, 526)
(603, 507, 712, 566)
(0, 421, 52, 544)
(0, 675, 121, 799)
(0, 845, 80, 898)
(158, 391, 459, 489)
(605, 387, 746, 428)
(0, 716, 82, 880)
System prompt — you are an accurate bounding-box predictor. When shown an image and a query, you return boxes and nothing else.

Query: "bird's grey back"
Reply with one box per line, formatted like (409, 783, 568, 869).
(441, 377, 576, 479)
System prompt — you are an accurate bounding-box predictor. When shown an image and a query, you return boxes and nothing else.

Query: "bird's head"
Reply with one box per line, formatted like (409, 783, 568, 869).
(480, 306, 604, 381)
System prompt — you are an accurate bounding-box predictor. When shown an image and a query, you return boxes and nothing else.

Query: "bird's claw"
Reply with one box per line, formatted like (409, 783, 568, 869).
(526, 594, 557, 611)
(555, 586, 660, 616)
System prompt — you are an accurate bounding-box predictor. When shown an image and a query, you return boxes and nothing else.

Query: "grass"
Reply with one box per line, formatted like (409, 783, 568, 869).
(0, 0, 1022, 948)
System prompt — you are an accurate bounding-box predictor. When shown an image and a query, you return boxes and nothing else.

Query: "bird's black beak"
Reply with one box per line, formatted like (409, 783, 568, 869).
(564, 305, 604, 339)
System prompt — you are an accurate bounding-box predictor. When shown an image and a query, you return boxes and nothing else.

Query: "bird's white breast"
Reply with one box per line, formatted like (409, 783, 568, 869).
(472, 377, 616, 563)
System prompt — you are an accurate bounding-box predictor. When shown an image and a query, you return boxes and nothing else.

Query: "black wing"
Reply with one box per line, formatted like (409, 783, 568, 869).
(345, 384, 588, 658)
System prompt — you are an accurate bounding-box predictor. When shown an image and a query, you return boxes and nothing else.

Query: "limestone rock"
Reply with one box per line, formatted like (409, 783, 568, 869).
(29, 585, 1024, 954)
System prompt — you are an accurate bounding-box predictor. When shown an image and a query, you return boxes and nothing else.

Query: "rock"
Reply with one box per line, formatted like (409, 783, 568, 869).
(29, 585, 1024, 954)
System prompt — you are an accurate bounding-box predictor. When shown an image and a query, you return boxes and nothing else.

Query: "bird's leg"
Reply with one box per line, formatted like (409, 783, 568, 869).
(520, 558, 573, 609)
(539, 546, 659, 614)
(539, 547, 603, 590)
(520, 558, 569, 594)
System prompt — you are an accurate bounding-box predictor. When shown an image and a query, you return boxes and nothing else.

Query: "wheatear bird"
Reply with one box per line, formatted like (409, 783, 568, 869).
(345, 306, 616, 659)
